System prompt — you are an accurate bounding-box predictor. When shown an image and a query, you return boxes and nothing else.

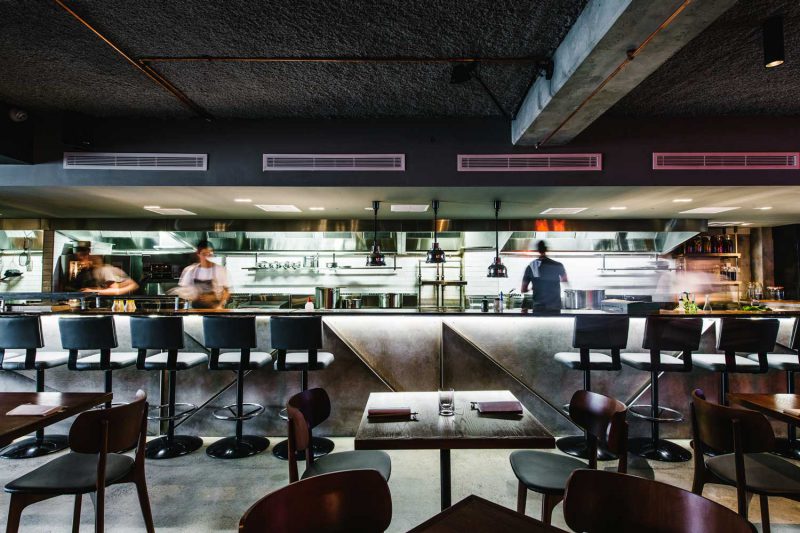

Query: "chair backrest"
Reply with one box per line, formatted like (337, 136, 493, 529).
(130, 315, 185, 350)
(563, 470, 756, 533)
(202, 315, 257, 349)
(717, 317, 779, 354)
(69, 390, 148, 454)
(572, 315, 629, 350)
(0, 315, 43, 350)
(239, 469, 392, 533)
(643, 317, 702, 352)
(286, 388, 332, 482)
(690, 389, 774, 454)
(568, 390, 628, 470)
(790, 317, 800, 351)
(270, 316, 322, 351)
(59, 315, 118, 350)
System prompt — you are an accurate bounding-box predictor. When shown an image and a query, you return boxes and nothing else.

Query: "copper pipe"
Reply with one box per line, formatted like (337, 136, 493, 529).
(536, 0, 693, 147)
(53, 0, 211, 119)
(139, 56, 545, 64)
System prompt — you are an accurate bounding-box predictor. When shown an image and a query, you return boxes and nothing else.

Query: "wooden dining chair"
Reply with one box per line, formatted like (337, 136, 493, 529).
(509, 389, 627, 524)
(239, 469, 392, 533)
(286, 387, 391, 483)
(563, 469, 756, 533)
(691, 389, 800, 533)
(3, 390, 154, 533)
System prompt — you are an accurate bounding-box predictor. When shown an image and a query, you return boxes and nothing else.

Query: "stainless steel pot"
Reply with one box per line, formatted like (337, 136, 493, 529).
(378, 293, 402, 308)
(315, 287, 340, 309)
(562, 289, 606, 310)
(341, 297, 363, 309)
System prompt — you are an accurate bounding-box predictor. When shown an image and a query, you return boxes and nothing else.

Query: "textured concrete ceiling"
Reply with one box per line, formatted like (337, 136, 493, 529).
(610, 0, 800, 117)
(0, 0, 586, 119)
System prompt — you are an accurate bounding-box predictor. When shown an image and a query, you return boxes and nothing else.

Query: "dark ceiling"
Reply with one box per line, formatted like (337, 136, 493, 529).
(610, 0, 799, 117)
(0, 0, 587, 119)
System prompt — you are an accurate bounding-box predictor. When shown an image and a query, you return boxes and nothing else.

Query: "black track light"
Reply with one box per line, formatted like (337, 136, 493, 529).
(763, 15, 785, 68)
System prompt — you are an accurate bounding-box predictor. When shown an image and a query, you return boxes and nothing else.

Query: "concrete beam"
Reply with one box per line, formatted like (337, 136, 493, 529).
(512, 0, 738, 146)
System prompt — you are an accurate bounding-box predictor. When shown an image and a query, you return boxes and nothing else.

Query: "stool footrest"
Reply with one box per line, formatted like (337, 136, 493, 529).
(147, 402, 198, 422)
(212, 402, 265, 421)
(628, 404, 683, 423)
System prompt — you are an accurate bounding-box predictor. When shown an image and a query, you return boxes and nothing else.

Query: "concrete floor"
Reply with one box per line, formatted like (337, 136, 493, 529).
(0, 438, 798, 532)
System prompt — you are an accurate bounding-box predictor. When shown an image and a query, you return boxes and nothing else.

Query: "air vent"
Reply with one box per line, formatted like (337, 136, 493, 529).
(263, 154, 405, 171)
(458, 153, 602, 172)
(64, 152, 207, 171)
(653, 152, 799, 170)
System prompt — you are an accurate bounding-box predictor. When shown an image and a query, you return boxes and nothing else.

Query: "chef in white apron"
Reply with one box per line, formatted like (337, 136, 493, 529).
(178, 240, 230, 309)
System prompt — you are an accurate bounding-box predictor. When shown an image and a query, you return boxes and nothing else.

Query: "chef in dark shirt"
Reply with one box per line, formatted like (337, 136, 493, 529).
(520, 240, 568, 312)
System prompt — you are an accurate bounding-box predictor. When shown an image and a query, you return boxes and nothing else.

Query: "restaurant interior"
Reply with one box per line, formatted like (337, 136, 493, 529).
(1, 1, 800, 532)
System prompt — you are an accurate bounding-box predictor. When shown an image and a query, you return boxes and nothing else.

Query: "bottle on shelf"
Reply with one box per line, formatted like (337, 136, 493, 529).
(724, 234, 734, 253)
(703, 294, 712, 311)
(304, 297, 315, 311)
(702, 236, 712, 254)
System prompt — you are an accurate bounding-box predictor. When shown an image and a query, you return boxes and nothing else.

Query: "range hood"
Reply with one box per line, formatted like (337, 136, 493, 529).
(499, 230, 697, 254)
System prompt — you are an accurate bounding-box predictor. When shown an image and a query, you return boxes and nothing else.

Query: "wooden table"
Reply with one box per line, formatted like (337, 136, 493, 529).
(728, 393, 799, 458)
(408, 494, 564, 532)
(354, 390, 555, 510)
(0, 392, 113, 449)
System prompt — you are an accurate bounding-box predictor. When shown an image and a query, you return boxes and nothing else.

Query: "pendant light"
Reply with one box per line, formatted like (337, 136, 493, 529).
(487, 200, 508, 278)
(366, 200, 386, 266)
(425, 200, 446, 264)
(763, 15, 785, 68)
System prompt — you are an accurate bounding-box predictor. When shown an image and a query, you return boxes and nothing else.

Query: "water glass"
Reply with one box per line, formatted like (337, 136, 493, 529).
(438, 388, 455, 417)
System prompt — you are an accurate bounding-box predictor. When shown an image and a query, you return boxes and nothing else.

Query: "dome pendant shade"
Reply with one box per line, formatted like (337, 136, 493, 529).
(366, 200, 386, 266)
(425, 200, 446, 264)
(487, 200, 508, 278)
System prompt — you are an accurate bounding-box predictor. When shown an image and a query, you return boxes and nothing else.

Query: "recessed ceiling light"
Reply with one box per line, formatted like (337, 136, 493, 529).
(680, 207, 739, 214)
(740, 223, 753, 226)
(234, 198, 252, 203)
(540, 207, 587, 215)
(308, 207, 325, 211)
(144, 207, 197, 216)
(143, 205, 160, 209)
(708, 221, 744, 227)
(609, 206, 627, 210)
(754, 206, 772, 210)
(255, 204, 302, 213)
(672, 198, 693, 203)
(390, 204, 429, 212)
(364, 207, 374, 211)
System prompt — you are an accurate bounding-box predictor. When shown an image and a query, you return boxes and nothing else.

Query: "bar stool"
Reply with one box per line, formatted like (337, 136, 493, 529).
(203, 315, 272, 459)
(270, 316, 335, 460)
(693, 317, 778, 405)
(554, 315, 629, 460)
(130, 315, 207, 460)
(621, 316, 702, 462)
(58, 316, 137, 409)
(748, 318, 800, 459)
(0, 315, 70, 458)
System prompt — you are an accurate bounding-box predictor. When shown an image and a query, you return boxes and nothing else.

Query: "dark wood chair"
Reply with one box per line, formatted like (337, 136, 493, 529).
(3, 390, 154, 533)
(691, 389, 800, 533)
(239, 469, 392, 533)
(286, 387, 391, 484)
(509, 389, 627, 525)
(563, 469, 756, 533)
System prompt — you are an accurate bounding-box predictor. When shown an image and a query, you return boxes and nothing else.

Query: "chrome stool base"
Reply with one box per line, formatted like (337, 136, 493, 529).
(272, 436, 335, 461)
(628, 437, 691, 462)
(206, 435, 269, 459)
(0, 435, 69, 459)
(213, 402, 264, 421)
(145, 435, 203, 460)
(556, 435, 617, 461)
(146, 402, 198, 422)
(628, 404, 683, 423)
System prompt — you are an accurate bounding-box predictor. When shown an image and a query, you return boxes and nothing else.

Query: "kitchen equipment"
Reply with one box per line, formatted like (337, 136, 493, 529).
(303, 255, 319, 268)
(315, 287, 340, 309)
(341, 297, 363, 309)
(600, 299, 663, 316)
(378, 293, 402, 309)
(326, 253, 338, 269)
(562, 289, 606, 310)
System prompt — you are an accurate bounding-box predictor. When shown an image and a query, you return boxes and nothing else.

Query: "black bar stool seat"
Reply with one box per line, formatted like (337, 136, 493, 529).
(748, 353, 800, 371)
(278, 351, 334, 371)
(203, 315, 271, 459)
(0, 315, 69, 459)
(619, 352, 686, 371)
(553, 352, 616, 371)
(141, 351, 207, 370)
(71, 352, 137, 370)
(693, 354, 763, 372)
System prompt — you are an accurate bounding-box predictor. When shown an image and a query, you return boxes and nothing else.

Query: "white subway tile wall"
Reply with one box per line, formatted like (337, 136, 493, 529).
(0, 254, 44, 293)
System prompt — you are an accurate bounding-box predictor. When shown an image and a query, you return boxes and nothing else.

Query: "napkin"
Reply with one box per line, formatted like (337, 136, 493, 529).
(6, 404, 63, 416)
(368, 407, 413, 419)
(474, 401, 522, 414)
(783, 408, 800, 417)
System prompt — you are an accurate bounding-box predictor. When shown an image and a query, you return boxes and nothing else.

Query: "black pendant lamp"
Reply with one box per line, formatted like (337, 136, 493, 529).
(425, 200, 446, 264)
(366, 200, 386, 266)
(487, 200, 508, 278)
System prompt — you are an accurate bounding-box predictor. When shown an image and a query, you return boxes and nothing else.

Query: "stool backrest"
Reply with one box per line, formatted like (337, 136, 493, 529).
(239, 470, 392, 533)
(130, 316, 185, 350)
(563, 470, 756, 533)
(643, 317, 702, 352)
(70, 389, 147, 454)
(717, 317, 778, 354)
(286, 387, 332, 482)
(202, 315, 257, 349)
(568, 389, 628, 471)
(270, 316, 322, 351)
(790, 318, 800, 351)
(572, 315, 629, 350)
(0, 315, 43, 349)
(59, 316, 118, 350)
(690, 389, 774, 455)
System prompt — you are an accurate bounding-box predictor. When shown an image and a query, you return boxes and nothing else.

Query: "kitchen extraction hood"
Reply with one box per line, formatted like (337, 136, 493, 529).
(499, 230, 697, 254)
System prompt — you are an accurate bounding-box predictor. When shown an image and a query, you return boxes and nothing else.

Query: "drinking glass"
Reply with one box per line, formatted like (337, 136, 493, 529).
(439, 388, 455, 416)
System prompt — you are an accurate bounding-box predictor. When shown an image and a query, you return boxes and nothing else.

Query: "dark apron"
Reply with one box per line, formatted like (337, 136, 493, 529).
(191, 266, 220, 309)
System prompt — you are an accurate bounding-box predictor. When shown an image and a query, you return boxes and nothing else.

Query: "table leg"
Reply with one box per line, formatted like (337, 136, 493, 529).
(440, 449, 451, 510)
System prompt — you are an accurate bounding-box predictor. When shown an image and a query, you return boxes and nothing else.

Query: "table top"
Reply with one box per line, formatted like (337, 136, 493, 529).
(728, 393, 800, 425)
(408, 495, 564, 532)
(354, 391, 554, 451)
(0, 392, 113, 448)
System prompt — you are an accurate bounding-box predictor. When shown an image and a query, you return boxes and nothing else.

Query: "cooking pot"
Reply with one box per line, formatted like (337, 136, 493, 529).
(378, 293, 402, 308)
(315, 287, 340, 309)
(562, 289, 606, 310)
(341, 297, 363, 309)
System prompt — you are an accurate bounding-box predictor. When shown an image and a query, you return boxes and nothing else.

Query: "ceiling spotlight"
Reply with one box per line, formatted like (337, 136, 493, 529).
(308, 206, 325, 211)
(672, 198, 693, 203)
(609, 206, 627, 210)
(763, 15, 785, 68)
(234, 198, 252, 203)
(754, 206, 773, 210)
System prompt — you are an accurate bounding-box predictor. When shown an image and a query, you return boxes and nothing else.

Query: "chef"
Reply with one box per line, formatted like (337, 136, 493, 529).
(177, 240, 231, 309)
(520, 240, 568, 312)
(74, 245, 139, 296)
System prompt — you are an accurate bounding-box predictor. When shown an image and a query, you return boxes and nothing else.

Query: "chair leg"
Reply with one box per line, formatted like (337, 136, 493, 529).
(6, 494, 26, 533)
(541, 494, 562, 525)
(739, 490, 751, 521)
(72, 495, 82, 533)
(516, 481, 527, 514)
(135, 478, 156, 533)
(760, 495, 771, 533)
(94, 489, 104, 533)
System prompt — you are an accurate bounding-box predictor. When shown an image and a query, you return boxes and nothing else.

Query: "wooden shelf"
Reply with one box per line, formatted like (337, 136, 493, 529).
(677, 253, 740, 258)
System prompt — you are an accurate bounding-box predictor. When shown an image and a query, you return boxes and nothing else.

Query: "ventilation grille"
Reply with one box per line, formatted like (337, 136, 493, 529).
(64, 152, 207, 171)
(263, 154, 405, 171)
(653, 152, 799, 170)
(458, 153, 602, 172)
